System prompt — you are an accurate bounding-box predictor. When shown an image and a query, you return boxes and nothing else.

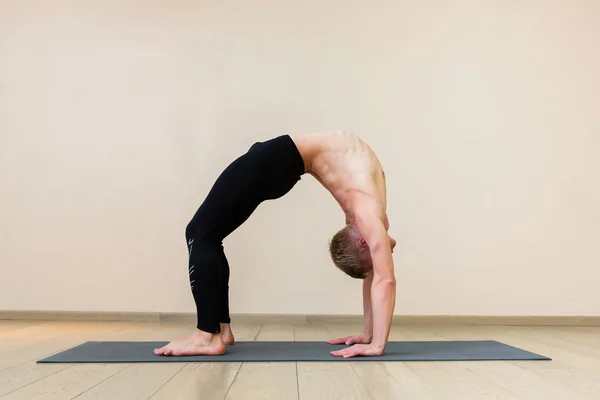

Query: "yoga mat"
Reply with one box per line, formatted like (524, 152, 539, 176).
(37, 340, 550, 363)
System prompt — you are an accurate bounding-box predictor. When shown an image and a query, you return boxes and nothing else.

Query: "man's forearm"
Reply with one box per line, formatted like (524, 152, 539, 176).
(362, 274, 374, 338)
(370, 275, 396, 351)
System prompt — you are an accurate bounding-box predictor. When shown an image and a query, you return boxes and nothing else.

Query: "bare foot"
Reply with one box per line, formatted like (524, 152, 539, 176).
(221, 323, 235, 345)
(154, 329, 225, 356)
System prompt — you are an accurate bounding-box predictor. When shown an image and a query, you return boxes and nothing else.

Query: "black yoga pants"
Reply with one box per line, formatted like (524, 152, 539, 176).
(184, 135, 305, 333)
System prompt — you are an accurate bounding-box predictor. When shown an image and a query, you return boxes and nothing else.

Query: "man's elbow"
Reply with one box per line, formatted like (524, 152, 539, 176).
(374, 274, 396, 288)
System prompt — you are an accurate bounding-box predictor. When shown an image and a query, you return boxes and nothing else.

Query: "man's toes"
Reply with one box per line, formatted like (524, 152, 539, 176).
(156, 346, 170, 356)
(165, 348, 181, 356)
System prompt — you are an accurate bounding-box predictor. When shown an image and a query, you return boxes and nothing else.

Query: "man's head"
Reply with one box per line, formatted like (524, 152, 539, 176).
(328, 224, 373, 279)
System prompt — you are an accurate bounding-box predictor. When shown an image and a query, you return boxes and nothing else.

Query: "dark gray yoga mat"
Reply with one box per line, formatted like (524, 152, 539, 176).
(38, 340, 550, 363)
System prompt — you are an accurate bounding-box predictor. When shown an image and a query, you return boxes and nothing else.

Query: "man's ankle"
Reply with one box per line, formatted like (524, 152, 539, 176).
(195, 328, 218, 338)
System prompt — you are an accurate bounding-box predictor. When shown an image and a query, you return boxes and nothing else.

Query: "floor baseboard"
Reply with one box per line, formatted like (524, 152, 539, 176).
(0, 310, 161, 322)
(1, 311, 599, 326)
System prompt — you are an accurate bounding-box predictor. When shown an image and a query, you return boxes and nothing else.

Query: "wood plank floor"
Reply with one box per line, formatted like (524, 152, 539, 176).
(0, 320, 599, 399)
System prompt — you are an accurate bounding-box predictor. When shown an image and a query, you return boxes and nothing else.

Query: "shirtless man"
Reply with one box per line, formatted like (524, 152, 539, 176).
(154, 132, 397, 358)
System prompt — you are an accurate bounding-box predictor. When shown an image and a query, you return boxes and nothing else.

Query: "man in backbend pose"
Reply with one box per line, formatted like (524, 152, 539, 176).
(155, 132, 397, 358)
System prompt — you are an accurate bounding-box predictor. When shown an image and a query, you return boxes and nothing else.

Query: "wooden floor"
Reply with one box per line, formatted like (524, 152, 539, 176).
(1, 320, 600, 399)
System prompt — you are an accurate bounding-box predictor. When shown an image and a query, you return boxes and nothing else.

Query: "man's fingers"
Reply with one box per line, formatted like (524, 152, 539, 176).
(329, 336, 358, 345)
(343, 348, 362, 358)
(331, 345, 359, 358)
(327, 335, 369, 346)
(331, 344, 380, 358)
(331, 348, 351, 357)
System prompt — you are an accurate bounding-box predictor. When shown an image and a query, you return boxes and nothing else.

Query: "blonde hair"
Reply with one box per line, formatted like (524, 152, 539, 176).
(328, 226, 368, 279)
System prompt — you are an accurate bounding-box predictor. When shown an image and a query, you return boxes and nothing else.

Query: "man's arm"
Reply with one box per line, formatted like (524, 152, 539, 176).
(327, 272, 374, 346)
(360, 214, 396, 353)
(371, 239, 396, 353)
(330, 205, 396, 357)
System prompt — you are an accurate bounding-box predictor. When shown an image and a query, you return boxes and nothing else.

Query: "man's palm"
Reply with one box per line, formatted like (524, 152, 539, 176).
(330, 343, 382, 358)
(327, 334, 371, 346)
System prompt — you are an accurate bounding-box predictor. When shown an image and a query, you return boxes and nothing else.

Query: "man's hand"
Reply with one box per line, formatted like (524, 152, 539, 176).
(330, 343, 383, 358)
(327, 334, 371, 346)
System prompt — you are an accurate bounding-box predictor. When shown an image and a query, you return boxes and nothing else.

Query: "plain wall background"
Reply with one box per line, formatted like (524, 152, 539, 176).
(1, 0, 599, 316)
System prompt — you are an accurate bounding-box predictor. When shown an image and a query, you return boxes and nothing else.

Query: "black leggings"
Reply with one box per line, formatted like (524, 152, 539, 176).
(185, 135, 305, 333)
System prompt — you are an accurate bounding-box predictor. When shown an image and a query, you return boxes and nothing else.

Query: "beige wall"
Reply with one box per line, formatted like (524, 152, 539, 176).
(1, 0, 599, 317)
